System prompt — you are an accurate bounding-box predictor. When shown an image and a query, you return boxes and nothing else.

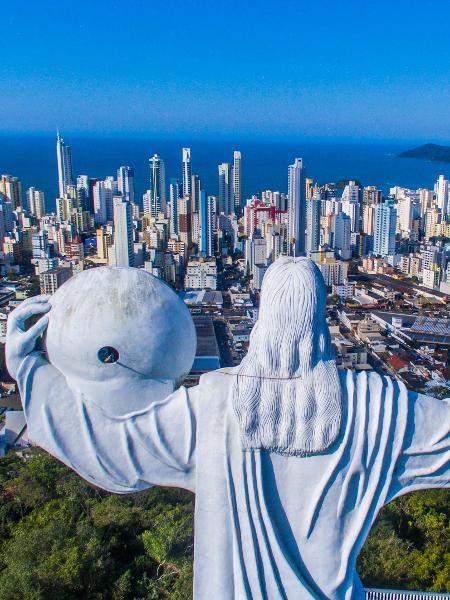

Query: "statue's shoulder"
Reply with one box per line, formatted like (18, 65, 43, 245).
(347, 368, 398, 388)
(348, 369, 409, 412)
(199, 367, 238, 388)
(194, 368, 237, 412)
(341, 368, 407, 398)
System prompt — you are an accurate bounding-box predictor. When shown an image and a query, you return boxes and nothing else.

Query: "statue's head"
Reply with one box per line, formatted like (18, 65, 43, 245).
(44, 267, 196, 413)
(233, 256, 341, 455)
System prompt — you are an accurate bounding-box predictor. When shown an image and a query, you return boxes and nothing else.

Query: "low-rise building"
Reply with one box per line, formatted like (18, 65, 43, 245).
(180, 290, 223, 308)
(185, 257, 217, 290)
(39, 266, 72, 294)
(332, 281, 355, 299)
(356, 316, 383, 343)
(315, 256, 348, 286)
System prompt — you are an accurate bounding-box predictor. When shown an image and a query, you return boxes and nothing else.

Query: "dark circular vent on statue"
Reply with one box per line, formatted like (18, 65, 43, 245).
(97, 346, 120, 364)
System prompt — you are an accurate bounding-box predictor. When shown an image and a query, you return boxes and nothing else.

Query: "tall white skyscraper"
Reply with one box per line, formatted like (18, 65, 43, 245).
(287, 158, 306, 256)
(182, 148, 192, 198)
(27, 187, 46, 219)
(341, 181, 360, 204)
(233, 151, 241, 215)
(113, 197, 134, 267)
(362, 204, 375, 235)
(218, 163, 233, 215)
(306, 196, 321, 255)
(341, 181, 361, 233)
(103, 176, 117, 221)
(398, 196, 414, 237)
(373, 204, 397, 257)
(436, 174, 449, 215)
(117, 166, 135, 204)
(149, 154, 166, 217)
(334, 213, 352, 260)
(56, 132, 74, 198)
(93, 181, 108, 225)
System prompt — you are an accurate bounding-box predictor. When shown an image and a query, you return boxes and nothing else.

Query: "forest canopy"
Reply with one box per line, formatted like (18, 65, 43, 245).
(0, 450, 448, 599)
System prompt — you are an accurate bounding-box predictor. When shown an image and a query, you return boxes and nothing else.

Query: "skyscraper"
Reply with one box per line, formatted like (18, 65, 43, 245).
(56, 132, 74, 198)
(27, 187, 46, 219)
(85, 178, 97, 211)
(0, 205, 6, 247)
(149, 154, 166, 217)
(436, 174, 449, 215)
(334, 213, 352, 260)
(305, 178, 314, 200)
(191, 174, 201, 213)
(287, 158, 306, 256)
(199, 190, 208, 254)
(218, 163, 232, 215)
(182, 148, 192, 198)
(341, 181, 361, 233)
(0, 195, 13, 235)
(233, 151, 241, 215)
(103, 176, 117, 221)
(76, 175, 90, 212)
(113, 197, 134, 267)
(117, 166, 135, 204)
(206, 196, 218, 257)
(363, 186, 382, 206)
(32, 230, 50, 260)
(398, 195, 414, 238)
(93, 181, 108, 225)
(0, 174, 22, 210)
(169, 178, 181, 236)
(306, 196, 321, 255)
(177, 196, 192, 246)
(362, 204, 375, 235)
(373, 204, 397, 257)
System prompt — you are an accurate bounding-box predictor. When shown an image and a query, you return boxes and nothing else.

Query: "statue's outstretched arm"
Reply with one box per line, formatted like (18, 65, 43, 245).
(388, 391, 450, 502)
(6, 297, 197, 494)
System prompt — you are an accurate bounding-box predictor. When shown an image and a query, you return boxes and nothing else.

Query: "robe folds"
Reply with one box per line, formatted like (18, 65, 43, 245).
(18, 354, 450, 600)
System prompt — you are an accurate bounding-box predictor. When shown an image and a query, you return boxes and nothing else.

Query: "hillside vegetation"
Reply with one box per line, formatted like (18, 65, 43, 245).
(0, 450, 448, 599)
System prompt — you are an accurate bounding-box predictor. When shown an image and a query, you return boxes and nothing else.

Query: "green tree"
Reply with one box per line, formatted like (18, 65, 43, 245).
(358, 490, 450, 592)
(0, 449, 448, 598)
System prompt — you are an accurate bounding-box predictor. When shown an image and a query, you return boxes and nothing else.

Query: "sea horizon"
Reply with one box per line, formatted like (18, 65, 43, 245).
(1, 133, 449, 212)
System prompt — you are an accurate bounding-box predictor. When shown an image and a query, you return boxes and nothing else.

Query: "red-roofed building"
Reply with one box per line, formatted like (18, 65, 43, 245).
(389, 355, 409, 373)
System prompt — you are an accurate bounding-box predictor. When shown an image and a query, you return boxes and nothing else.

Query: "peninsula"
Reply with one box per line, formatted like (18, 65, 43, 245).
(398, 143, 450, 163)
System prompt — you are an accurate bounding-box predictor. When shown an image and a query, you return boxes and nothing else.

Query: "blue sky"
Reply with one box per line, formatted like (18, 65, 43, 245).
(1, 0, 449, 141)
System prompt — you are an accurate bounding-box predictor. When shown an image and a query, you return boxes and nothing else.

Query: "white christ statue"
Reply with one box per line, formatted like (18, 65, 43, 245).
(5, 257, 450, 600)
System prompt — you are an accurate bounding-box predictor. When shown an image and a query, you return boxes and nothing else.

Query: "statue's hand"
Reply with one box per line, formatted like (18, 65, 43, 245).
(6, 295, 51, 380)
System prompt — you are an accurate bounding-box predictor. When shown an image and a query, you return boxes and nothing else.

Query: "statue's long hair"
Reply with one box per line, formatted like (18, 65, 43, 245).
(232, 257, 342, 455)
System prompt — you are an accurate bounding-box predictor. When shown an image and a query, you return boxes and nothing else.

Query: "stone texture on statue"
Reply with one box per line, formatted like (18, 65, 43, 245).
(45, 267, 196, 415)
(233, 258, 342, 455)
(6, 258, 450, 600)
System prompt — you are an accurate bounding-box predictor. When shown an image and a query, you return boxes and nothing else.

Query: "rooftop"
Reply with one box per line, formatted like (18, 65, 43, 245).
(180, 290, 223, 306)
(191, 316, 220, 373)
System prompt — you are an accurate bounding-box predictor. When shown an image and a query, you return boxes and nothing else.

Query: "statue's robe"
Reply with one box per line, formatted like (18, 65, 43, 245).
(18, 354, 450, 600)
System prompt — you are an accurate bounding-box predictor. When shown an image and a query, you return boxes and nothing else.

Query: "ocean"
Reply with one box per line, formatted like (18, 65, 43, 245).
(0, 135, 448, 211)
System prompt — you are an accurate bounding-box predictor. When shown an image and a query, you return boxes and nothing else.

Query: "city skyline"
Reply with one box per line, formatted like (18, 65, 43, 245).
(1, 0, 449, 142)
(1, 3, 450, 596)
(2, 131, 449, 280)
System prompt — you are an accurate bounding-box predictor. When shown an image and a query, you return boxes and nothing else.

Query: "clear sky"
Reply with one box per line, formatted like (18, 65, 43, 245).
(1, 0, 449, 142)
